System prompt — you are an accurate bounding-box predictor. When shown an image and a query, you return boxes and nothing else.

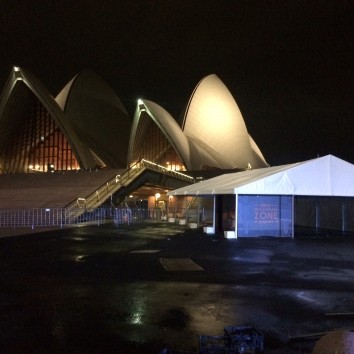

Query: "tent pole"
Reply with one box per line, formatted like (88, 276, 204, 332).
(235, 194, 238, 238)
(185, 196, 188, 223)
(292, 195, 295, 238)
(212, 195, 216, 231)
(174, 196, 177, 219)
(197, 196, 200, 228)
(342, 198, 347, 233)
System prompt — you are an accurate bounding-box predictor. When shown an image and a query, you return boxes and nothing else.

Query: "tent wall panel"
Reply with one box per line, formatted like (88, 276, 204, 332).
(237, 195, 292, 237)
(345, 198, 354, 232)
(295, 196, 354, 235)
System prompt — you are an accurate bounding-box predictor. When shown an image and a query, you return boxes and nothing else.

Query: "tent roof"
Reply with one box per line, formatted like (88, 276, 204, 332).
(168, 155, 354, 197)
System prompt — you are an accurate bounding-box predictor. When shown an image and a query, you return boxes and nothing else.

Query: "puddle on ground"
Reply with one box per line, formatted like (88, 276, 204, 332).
(157, 307, 191, 330)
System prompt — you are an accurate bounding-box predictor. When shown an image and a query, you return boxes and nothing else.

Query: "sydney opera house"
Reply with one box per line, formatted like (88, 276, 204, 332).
(0, 66, 267, 175)
(0, 66, 268, 211)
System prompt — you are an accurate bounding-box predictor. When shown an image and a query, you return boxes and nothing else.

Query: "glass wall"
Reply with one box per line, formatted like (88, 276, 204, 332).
(130, 111, 185, 171)
(237, 195, 293, 237)
(0, 84, 79, 173)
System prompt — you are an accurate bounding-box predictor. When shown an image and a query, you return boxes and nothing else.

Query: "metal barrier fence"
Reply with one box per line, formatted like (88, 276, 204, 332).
(0, 207, 167, 229)
(113, 208, 162, 225)
(0, 208, 65, 228)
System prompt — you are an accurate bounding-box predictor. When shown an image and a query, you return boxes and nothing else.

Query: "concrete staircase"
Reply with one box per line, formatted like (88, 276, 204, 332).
(0, 169, 123, 209)
(0, 160, 195, 226)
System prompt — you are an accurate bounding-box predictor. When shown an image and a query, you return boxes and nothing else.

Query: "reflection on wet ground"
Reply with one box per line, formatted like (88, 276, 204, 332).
(0, 222, 354, 353)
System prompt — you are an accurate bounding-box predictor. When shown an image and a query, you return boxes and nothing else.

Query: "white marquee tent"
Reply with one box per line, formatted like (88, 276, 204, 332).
(168, 155, 354, 197)
(168, 155, 354, 237)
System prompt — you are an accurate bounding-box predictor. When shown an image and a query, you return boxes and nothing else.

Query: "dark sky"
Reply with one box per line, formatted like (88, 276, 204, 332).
(1, 0, 353, 166)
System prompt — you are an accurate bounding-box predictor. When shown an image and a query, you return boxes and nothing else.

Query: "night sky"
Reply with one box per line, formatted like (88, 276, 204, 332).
(1, 0, 353, 166)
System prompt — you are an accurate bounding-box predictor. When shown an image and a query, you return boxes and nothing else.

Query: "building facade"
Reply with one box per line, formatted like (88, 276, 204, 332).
(0, 67, 268, 175)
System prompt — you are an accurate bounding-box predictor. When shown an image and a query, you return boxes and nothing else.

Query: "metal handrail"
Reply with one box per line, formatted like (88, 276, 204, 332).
(140, 159, 194, 182)
(65, 161, 140, 213)
(65, 159, 194, 217)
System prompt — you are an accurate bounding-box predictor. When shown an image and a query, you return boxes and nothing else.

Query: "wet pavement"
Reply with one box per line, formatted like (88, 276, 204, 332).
(0, 222, 354, 353)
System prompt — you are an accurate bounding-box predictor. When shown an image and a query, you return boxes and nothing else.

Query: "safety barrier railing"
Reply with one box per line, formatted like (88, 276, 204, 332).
(113, 208, 163, 225)
(0, 208, 112, 229)
(0, 207, 190, 229)
(0, 208, 66, 228)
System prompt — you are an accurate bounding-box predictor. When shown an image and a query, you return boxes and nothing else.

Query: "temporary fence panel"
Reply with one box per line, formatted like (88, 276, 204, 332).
(0, 206, 205, 230)
(0, 208, 111, 228)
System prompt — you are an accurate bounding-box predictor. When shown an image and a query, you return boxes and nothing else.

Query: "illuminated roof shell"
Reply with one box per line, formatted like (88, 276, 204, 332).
(56, 70, 132, 168)
(128, 75, 268, 171)
(128, 99, 191, 168)
(182, 74, 268, 170)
